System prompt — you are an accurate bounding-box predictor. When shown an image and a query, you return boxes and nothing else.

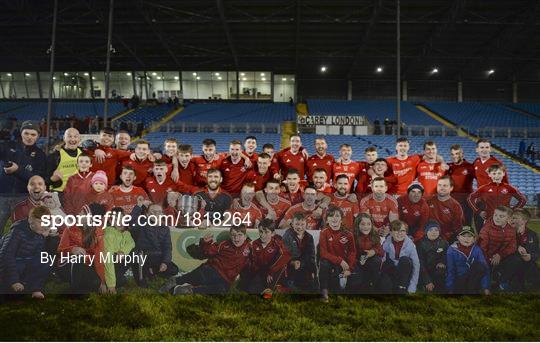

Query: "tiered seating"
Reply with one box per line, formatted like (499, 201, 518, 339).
(173, 102, 296, 123)
(491, 138, 540, 166)
(114, 104, 173, 126)
(511, 103, 540, 117)
(0, 101, 124, 120)
(306, 100, 441, 126)
(422, 102, 539, 129)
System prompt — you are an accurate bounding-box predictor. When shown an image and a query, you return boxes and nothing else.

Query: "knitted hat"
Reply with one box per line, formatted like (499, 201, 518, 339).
(425, 221, 441, 233)
(21, 120, 40, 134)
(91, 170, 108, 186)
(407, 182, 424, 194)
(458, 226, 476, 237)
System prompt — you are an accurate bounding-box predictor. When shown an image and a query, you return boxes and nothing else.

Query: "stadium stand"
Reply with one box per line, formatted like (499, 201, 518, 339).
(0, 100, 124, 120)
(172, 102, 297, 123)
(421, 101, 540, 130)
(306, 100, 442, 126)
(113, 104, 175, 126)
(511, 103, 540, 117)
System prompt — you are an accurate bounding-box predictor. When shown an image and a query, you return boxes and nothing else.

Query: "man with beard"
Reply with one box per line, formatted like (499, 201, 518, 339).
(109, 165, 149, 214)
(85, 127, 132, 187)
(311, 168, 334, 194)
(427, 176, 464, 242)
(220, 140, 252, 196)
(360, 177, 399, 238)
(448, 144, 475, 225)
(329, 175, 359, 230)
(12, 175, 46, 222)
(0, 121, 46, 229)
(356, 158, 397, 196)
(416, 141, 448, 196)
(306, 137, 334, 182)
(229, 183, 263, 228)
(47, 128, 83, 192)
(255, 178, 291, 222)
(279, 186, 323, 230)
(397, 183, 430, 242)
(195, 169, 232, 216)
(333, 144, 361, 193)
(245, 153, 272, 192)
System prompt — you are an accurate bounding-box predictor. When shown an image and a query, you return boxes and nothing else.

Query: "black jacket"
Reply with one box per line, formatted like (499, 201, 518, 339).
(0, 141, 46, 194)
(518, 229, 539, 263)
(130, 205, 173, 263)
(282, 228, 316, 273)
(417, 236, 449, 285)
(0, 220, 47, 287)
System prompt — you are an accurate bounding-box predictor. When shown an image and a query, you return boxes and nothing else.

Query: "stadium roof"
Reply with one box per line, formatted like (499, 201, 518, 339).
(1, 0, 540, 81)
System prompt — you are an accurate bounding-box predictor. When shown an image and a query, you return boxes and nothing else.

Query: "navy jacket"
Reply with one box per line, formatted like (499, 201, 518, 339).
(446, 242, 490, 291)
(518, 229, 539, 263)
(0, 220, 47, 286)
(130, 205, 173, 263)
(282, 228, 317, 273)
(0, 141, 46, 194)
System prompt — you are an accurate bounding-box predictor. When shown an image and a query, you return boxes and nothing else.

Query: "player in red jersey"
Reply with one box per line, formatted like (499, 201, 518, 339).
(356, 146, 379, 185)
(220, 140, 252, 196)
(245, 153, 272, 191)
(86, 127, 132, 186)
(356, 158, 398, 196)
(160, 138, 178, 166)
(427, 176, 464, 242)
(416, 140, 448, 196)
(329, 175, 360, 230)
(448, 144, 475, 225)
(279, 186, 323, 230)
(332, 143, 361, 193)
(243, 136, 259, 165)
(144, 160, 178, 205)
(176, 144, 197, 186)
(468, 164, 526, 222)
(397, 183, 430, 242)
(228, 183, 263, 228)
(275, 135, 307, 179)
(115, 130, 131, 151)
(306, 137, 334, 181)
(122, 140, 154, 187)
(473, 139, 508, 187)
(280, 168, 309, 205)
(312, 168, 334, 193)
(192, 139, 225, 186)
(109, 165, 149, 214)
(386, 137, 422, 195)
(262, 143, 280, 178)
(359, 177, 399, 239)
(255, 178, 292, 222)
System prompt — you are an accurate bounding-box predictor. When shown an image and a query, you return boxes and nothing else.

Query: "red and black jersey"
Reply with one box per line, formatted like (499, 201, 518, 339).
(199, 238, 251, 284)
(306, 154, 334, 181)
(249, 236, 291, 276)
(397, 195, 430, 242)
(468, 181, 527, 219)
(319, 227, 356, 270)
(448, 160, 475, 199)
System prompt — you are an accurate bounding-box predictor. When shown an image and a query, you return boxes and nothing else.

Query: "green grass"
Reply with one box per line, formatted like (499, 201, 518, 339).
(0, 220, 539, 341)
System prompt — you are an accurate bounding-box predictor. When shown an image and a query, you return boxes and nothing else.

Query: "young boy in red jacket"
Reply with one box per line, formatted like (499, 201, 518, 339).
(468, 164, 526, 223)
(478, 206, 520, 291)
(319, 206, 357, 301)
(63, 153, 94, 215)
(162, 225, 251, 295)
(239, 219, 291, 294)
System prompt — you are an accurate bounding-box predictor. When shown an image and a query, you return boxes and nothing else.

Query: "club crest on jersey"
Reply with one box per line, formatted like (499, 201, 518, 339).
(267, 247, 274, 253)
(414, 211, 420, 216)
(402, 208, 408, 214)
(442, 208, 450, 214)
(299, 158, 304, 162)
(327, 160, 332, 165)
(30, 151, 36, 157)
(242, 247, 250, 256)
(25, 165, 33, 172)
(501, 188, 508, 194)
(462, 170, 468, 175)
(339, 236, 349, 244)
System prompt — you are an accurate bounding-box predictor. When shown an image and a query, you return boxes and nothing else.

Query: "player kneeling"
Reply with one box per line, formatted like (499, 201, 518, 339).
(239, 219, 291, 294)
(162, 225, 251, 295)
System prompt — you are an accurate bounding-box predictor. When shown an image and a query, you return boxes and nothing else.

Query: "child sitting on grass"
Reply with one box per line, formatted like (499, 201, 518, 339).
(446, 226, 490, 295)
(417, 221, 448, 293)
(161, 225, 251, 295)
(239, 219, 291, 294)
(282, 212, 317, 292)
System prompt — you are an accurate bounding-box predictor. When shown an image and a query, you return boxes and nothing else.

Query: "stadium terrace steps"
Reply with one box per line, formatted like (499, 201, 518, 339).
(506, 104, 540, 120)
(0, 100, 125, 120)
(415, 104, 468, 137)
(170, 102, 297, 123)
(110, 108, 136, 122)
(137, 106, 183, 140)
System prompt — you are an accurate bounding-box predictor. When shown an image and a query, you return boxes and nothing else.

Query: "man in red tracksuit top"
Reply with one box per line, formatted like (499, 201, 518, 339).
(468, 164, 526, 222)
(165, 225, 251, 294)
(220, 140, 252, 196)
(427, 176, 464, 242)
(448, 144, 475, 225)
(478, 206, 520, 291)
(306, 137, 334, 182)
(397, 183, 430, 242)
(121, 140, 154, 187)
(473, 139, 509, 187)
(85, 127, 132, 187)
(144, 160, 178, 205)
(275, 135, 307, 179)
(239, 219, 291, 294)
